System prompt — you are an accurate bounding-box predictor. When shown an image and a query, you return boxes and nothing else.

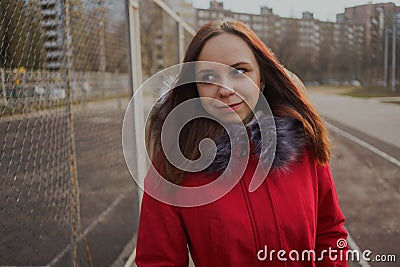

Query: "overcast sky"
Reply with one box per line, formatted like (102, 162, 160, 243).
(191, 0, 400, 21)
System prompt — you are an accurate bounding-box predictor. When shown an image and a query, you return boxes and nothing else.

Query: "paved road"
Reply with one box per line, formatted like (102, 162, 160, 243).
(308, 88, 399, 267)
(307, 88, 400, 150)
(0, 98, 139, 266)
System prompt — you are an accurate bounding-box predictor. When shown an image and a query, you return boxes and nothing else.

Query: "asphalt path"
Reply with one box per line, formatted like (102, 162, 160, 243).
(308, 88, 399, 267)
(0, 99, 139, 267)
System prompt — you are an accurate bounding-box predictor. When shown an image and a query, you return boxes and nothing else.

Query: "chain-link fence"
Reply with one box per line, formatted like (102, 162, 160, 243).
(1, 0, 138, 266)
(0, 0, 196, 265)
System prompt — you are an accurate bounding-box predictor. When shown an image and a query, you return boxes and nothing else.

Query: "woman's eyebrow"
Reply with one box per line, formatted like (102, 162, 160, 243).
(230, 61, 251, 68)
(196, 61, 251, 75)
(195, 69, 214, 76)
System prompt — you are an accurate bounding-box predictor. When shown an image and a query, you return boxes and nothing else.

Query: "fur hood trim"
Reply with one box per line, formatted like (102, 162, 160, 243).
(203, 113, 307, 174)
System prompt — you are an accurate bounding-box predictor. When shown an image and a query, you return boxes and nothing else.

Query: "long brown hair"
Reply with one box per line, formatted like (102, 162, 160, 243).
(146, 19, 332, 184)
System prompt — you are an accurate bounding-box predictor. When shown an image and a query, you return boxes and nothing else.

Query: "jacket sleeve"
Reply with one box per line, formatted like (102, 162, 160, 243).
(135, 191, 189, 267)
(315, 163, 349, 267)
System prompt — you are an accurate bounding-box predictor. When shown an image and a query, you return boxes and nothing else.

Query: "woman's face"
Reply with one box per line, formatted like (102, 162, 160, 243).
(196, 33, 261, 124)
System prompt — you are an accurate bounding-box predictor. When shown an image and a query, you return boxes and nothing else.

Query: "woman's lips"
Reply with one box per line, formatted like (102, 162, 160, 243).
(216, 101, 243, 112)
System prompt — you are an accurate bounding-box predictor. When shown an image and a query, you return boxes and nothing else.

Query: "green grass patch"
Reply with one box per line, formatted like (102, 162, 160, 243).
(341, 86, 400, 98)
(385, 101, 400, 105)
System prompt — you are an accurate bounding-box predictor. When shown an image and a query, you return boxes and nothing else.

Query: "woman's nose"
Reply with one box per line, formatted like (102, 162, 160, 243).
(217, 85, 235, 98)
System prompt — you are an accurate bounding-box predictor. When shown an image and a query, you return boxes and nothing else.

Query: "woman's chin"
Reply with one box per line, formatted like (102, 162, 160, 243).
(214, 114, 247, 125)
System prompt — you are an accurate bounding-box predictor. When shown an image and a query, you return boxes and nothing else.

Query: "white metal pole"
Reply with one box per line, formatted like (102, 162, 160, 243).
(124, 3, 146, 266)
(178, 22, 185, 62)
(128, 0, 145, 203)
(124, 3, 196, 266)
(392, 16, 396, 91)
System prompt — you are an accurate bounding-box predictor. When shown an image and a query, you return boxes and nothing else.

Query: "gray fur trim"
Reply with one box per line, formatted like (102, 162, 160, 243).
(203, 114, 306, 174)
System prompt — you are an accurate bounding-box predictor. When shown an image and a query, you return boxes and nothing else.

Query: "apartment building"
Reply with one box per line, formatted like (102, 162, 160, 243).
(196, 1, 279, 47)
(40, 0, 64, 70)
(196, 1, 327, 54)
(337, 3, 398, 53)
(337, 2, 400, 82)
(195, 1, 389, 83)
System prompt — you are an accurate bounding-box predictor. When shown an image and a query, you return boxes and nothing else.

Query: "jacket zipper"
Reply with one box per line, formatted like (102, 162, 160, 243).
(264, 180, 287, 267)
(239, 179, 263, 267)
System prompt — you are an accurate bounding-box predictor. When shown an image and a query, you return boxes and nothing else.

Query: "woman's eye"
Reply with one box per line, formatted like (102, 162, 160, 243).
(232, 68, 247, 76)
(199, 74, 216, 82)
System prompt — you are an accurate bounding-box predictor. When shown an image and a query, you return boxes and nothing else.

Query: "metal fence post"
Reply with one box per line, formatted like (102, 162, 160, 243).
(61, 1, 79, 266)
(178, 22, 185, 63)
(1, 68, 7, 105)
(123, 1, 145, 266)
(127, 0, 145, 204)
(61, 1, 93, 266)
(392, 15, 397, 91)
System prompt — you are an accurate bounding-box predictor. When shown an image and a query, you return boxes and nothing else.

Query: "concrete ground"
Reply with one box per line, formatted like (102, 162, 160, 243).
(306, 87, 400, 150)
(0, 98, 139, 267)
(307, 87, 399, 267)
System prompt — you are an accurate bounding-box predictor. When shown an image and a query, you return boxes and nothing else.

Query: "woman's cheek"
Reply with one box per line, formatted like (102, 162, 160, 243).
(200, 98, 216, 116)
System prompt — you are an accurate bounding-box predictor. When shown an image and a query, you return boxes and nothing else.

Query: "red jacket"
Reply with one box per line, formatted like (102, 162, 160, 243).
(135, 148, 348, 266)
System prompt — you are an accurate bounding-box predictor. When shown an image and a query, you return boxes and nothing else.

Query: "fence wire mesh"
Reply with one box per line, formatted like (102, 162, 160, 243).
(1, 0, 138, 266)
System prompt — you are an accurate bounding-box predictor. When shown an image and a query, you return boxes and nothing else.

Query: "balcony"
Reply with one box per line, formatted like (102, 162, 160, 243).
(46, 61, 63, 70)
(42, 9, 58, 17)
(45, 40, 62, 49)
(42, 19, 60, 28)
(46, 51, 63, 59)
(45, 30, 60, 38)
(41, 0, 56, 5)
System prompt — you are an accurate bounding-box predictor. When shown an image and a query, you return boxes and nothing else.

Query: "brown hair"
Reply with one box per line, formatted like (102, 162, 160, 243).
(146, 19, 332, 184)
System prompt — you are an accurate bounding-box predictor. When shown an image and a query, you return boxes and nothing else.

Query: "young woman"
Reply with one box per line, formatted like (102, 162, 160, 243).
(135, 20, 348, 267)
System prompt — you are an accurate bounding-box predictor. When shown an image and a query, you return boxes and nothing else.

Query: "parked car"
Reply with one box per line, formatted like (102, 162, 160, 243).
(33, 86, 46, 96)
(49, 88, 66, 101)
(350, 80, 361, 87)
